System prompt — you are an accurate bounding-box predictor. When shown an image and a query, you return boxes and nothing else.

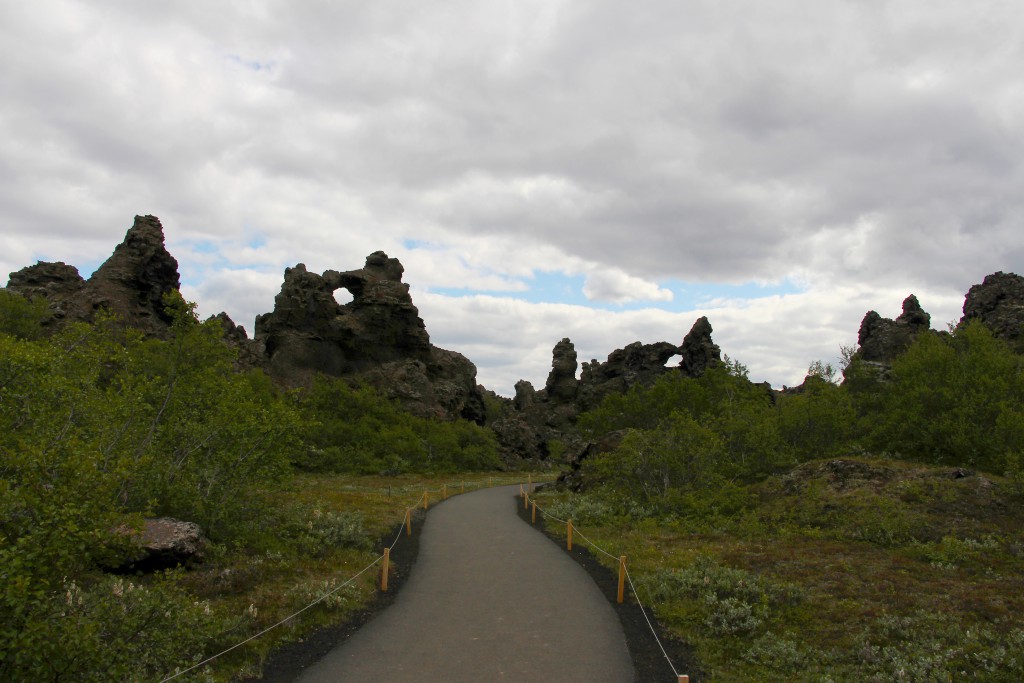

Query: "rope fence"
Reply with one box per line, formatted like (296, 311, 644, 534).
(158, 474, 540, 682)
(159, 475, 687, 682)
(522, 484, 691, 683)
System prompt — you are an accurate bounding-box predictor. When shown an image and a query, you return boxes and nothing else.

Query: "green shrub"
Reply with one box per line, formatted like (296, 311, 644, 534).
(743, 631, 811, 672)
(542, 494, 618, 526)
(0, 573, 233, 682)
(644, 556, 803, 636)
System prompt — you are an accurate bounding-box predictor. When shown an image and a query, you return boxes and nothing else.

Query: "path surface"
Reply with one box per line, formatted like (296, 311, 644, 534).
(296, 485, 635, 682)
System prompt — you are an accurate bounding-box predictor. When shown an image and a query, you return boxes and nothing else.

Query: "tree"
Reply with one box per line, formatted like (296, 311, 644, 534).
(870, 321, 1024, 473)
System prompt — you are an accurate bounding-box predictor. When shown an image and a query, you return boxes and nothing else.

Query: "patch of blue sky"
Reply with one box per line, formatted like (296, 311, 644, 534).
(431, 270, 805, 312)
(672, 279, 805, 310)
(402, 238, 444, 251)
(75, 258, 105, 279)
(176, 236, 273, 287)
(224, 53, 274, 72)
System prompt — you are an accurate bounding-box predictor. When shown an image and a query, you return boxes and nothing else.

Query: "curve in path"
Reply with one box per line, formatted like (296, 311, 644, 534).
(296, 485, 635, 682)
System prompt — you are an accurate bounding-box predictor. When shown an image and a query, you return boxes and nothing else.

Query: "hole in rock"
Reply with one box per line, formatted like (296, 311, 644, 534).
(333, 288, 354, 306)
(664, 353, 683, 368)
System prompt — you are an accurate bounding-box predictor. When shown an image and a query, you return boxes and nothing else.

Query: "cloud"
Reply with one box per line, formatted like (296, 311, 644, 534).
(2, 0, 1022, 397)
(582, 270, 673, 304)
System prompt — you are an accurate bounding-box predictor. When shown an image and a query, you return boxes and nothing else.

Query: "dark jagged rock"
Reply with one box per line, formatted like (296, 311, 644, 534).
(679, 316, 721, 377)
(545, 338, 579, 402)
(255, 255, 431, 378)
(255, 252, 484, 422)
(210, 312, 265, 371)
(513, 380, 538, 411)
(855, 294, 932, 364)
(496, 317, 721, 460)
(6, 215, 181, 336)
(578, 340, 681, 411)
(6, 261, 85, 327)
(87, 215, 181, 332)
(960, 271, 1024, 350)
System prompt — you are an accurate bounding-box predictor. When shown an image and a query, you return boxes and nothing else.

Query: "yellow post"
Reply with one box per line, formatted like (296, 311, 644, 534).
(405, 508, 412, 536)
(423, 491, 428, 510)
(381, 548, 390, 592)
(567, 519, 573, 551)
(532, 500, 537, 524)
(679, 676, 689, 683)
(528, 473, 532, 492)
(442, 483, 447, 500)
(461, 481, 465, 494)
(617, 556, 627, 604)
(524, 487, 528, 509)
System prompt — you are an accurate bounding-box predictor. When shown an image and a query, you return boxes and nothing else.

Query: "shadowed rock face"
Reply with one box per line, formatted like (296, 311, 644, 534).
(679, 315, 722, 377)
(494, 317, 720, 461)
(255, 251, 484, 423)
(545, 338, 579, 402)
(6, 218, 483, 423)
(960, 271, 1024, 350)
(7, 215, 180, 336)
(856, 294, 932, 364)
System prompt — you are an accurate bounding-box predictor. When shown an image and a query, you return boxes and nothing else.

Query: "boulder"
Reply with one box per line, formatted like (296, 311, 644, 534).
(119, 517, 206, 572)
(960, 271, 1024, 350)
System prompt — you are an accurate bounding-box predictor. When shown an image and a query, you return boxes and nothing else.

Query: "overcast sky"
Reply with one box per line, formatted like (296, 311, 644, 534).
(2, 1, 1022, 395)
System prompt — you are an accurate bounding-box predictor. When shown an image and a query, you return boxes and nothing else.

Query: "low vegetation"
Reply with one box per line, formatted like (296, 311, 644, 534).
(537, 320, 1024, 681)
(0, 290, 511, 681)
(4, 282, 1023, 681)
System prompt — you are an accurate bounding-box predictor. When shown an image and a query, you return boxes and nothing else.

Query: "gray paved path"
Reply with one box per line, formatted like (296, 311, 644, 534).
(296, 485, 635, 682)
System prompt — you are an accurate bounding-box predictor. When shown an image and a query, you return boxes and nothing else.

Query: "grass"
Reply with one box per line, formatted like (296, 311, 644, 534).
(530, 457, 1024, 682)
(159, 470, 553, 681)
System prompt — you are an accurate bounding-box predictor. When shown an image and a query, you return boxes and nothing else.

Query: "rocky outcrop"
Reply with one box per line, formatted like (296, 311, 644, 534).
(494, 317, 720, 461)
(5, 261, 86, 329)
(210, 312, 266, 371)
(577, 340, 682, 411)
(847, 294, 934, 382)
(545, 338, 579, 402)
(960, 271, 1024, 350)
(6, 215, 180, 336)
(6, 217, 484, 424)
(255, 252, 485, 422)
(679, 315, 721, 377)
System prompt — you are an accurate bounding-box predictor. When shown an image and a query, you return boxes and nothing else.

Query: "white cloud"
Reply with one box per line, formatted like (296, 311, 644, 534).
(582, 270, 673, 304)
(2, 0, 1022, 397)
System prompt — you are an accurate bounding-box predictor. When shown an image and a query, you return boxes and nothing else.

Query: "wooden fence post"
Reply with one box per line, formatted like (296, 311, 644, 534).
(405, 508, 412, 536)
(679, 676, 689, 683)
(567, 519, 573, 551)
(442, 483, 447, 500)
(381, 548, 390, 592)
(532, 500, 537, 524)
(423, 491, 428, 510)
(461, 481, 465, 494)
(617, 556, 627, 604)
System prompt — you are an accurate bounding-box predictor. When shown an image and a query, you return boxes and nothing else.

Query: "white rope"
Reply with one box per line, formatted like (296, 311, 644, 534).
(566, 524, 620, 562)
(159, 555, 383, 682)
(625, 566, 681, 678)
(528, 493, 683, 679)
